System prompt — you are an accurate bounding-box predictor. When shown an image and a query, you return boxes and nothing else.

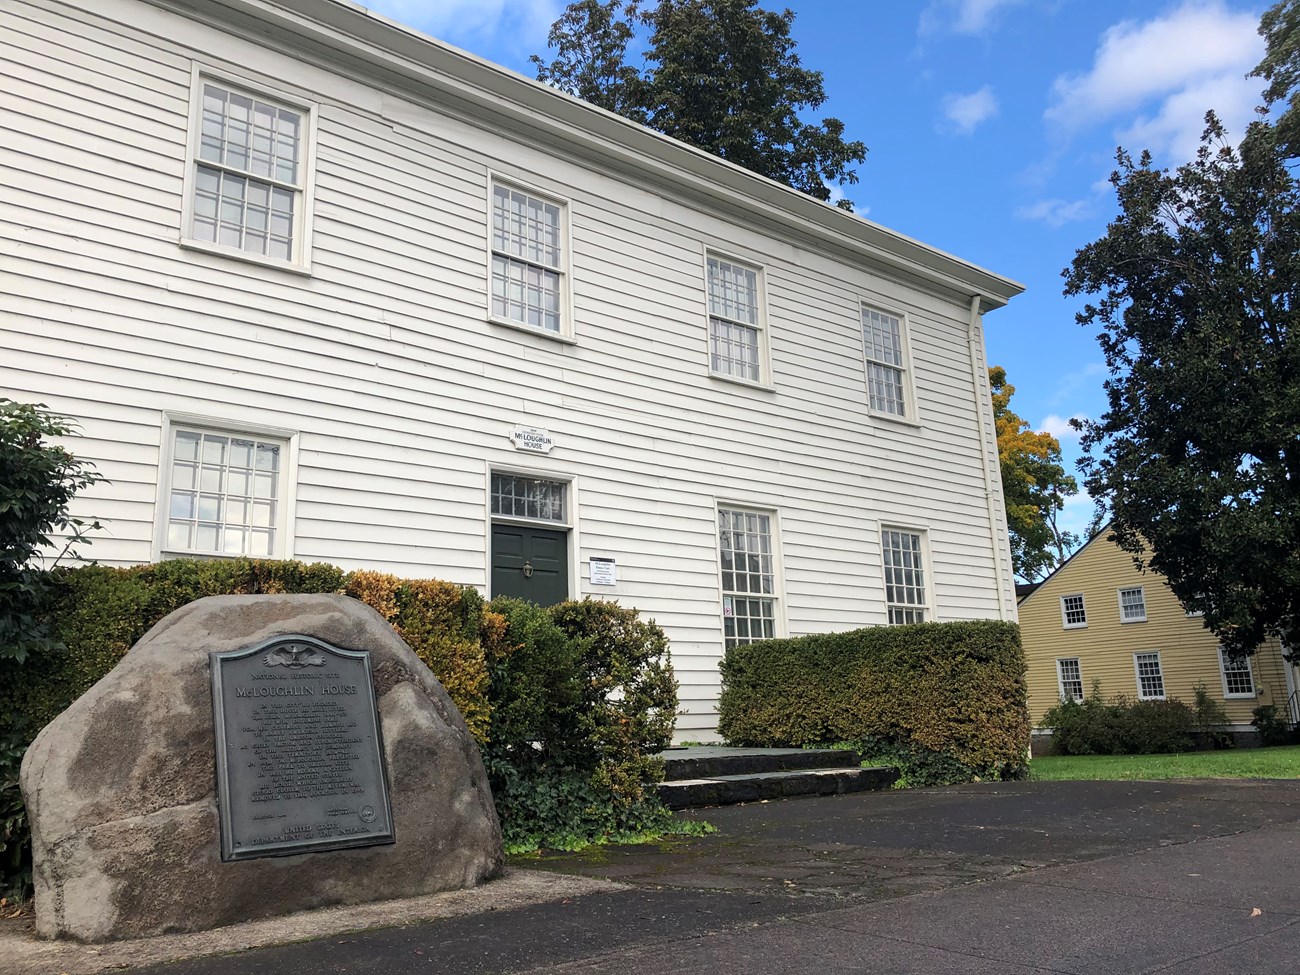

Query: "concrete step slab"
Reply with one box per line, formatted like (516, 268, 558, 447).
(658, 746, 864, 781)
(659, 765, 898, 809)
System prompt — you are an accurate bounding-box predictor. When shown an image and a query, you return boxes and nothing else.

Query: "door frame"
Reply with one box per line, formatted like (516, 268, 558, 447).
(484, 461, 580, 601)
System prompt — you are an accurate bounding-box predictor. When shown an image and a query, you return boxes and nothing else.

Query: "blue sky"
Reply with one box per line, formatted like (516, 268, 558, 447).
(367, 0, 1268, 545)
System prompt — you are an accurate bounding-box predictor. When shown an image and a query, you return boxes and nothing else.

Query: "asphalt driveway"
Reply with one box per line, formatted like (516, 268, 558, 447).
(109, 778, 1300, 973)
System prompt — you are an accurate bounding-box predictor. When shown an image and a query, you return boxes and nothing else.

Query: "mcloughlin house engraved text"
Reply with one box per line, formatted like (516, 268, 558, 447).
(210, 635, 395, 860)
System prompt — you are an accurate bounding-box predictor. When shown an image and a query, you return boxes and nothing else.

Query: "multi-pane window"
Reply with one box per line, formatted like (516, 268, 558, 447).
(718, 508, 777, 648)
(1219, 649, 1256, 698)
(190, 82, 306, 262)
(490, 473, 566, 522)
(1118, 586, 1147, 623)
(1057, 658, 1084, 702)
(882, 528, 928, 624)
(1134, 651, 1165, 699)
(707, 256, 764, 383)
(1061, 593, 1087, 628)
(165, 428, 282, 556)
(861, 306, 907, 417)
(491, 184, 564, 333)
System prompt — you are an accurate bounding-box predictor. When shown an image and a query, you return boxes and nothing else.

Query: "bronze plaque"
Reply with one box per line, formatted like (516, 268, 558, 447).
(210, 635, 395, 861)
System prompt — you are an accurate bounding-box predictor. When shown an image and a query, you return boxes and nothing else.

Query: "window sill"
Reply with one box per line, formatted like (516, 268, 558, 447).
(180, 238, 312, 276)
(1062, 623, 1088, 630)
(159, 548, 286, 561)
(709, 371, 775, 393)
(1224, 693, 1258, 700)
(1120, 617, 1148, 624)
(489, 315, 576, 345)
(869, 410, 924, 430)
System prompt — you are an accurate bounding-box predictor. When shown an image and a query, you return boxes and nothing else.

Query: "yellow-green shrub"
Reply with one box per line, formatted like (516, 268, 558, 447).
(717, 620, 1029, 782)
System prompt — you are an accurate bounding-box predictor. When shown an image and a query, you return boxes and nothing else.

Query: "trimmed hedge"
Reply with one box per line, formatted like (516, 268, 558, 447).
(0, 559, 678, 896)
(717, 620, 1030, 783)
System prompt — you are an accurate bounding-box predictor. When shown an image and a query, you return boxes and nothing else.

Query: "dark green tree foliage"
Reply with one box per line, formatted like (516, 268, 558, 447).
(532, 0, 866, 208)
(0, 400, 101, 664)
(1064, 110, 1300, 656)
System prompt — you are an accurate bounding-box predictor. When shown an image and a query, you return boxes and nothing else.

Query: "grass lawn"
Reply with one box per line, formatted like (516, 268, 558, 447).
(1031, 745, 1300, 781)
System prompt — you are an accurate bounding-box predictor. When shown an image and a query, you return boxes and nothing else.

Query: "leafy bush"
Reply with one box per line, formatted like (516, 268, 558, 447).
(1, 563, 681, 895)
(1041, 686, 1197, 755)
(717, 620, 1029, 781)
(1252, 705, 1295, 747)
(1192, 684, 1233, 749)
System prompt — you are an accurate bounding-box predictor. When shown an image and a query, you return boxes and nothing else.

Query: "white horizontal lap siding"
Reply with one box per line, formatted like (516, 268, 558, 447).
(5, 0, 1009, 736)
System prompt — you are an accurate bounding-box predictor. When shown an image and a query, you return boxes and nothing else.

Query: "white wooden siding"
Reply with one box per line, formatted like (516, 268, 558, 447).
(1, 0, 1015, 736)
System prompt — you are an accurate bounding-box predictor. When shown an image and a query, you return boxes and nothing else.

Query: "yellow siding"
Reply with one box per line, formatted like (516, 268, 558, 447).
(1019, 532, 1291, 728)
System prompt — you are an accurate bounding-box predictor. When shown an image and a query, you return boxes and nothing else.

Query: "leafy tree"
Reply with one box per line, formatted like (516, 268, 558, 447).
(1064, 103, 1299, 656)
(0, 399, 101, 662)
(532, 0, 866, 208)
(989, 367, 1078, 582)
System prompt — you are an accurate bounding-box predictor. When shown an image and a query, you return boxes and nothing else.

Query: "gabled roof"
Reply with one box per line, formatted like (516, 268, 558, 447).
(1017, 522, 1114, 610)
(163, 0, 1023, 312)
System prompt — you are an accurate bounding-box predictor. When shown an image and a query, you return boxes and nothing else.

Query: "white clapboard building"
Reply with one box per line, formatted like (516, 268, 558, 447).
(2, 0, 1022, 738)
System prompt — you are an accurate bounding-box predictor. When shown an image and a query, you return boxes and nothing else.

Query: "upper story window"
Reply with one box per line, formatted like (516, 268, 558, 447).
(707, 255, 766, 384)
(162, 425, 288, 558)
(1134, 651, 1165, 700)
(1118, 586, 1147, 622)
(490, 182, 566, 335)
(861, 305, 909, 417)
(882, 527, 928, 624)
(185, 78, 312, 267)
(1057, 658, 1084, 703)
(718, 507, 778, 648)
(1061, 593, 1087, 629)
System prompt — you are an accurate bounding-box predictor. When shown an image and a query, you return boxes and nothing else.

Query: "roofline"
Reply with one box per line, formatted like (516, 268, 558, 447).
(1017, 522, 1113, 610)
(155, 0, 1024, 312)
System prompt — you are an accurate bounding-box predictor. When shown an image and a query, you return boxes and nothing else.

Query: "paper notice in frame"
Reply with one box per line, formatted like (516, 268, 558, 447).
(589, 557, 617, 586)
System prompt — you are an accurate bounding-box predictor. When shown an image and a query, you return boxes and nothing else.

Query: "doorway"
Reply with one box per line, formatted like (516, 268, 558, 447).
(490, 523, 569, 605)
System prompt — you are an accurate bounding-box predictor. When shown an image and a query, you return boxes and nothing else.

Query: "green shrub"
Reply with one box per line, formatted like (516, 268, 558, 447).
(717, 620, 1029, 781)
(1120, 698, 1196, 754)
(1252, 705, 1295, 747)
(1192, 684, 1233, 749)
(1041, 687, 1197, 755)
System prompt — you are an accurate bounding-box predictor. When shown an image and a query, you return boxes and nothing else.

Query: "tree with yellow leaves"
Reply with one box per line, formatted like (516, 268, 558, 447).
(990, 367, 1079, 582)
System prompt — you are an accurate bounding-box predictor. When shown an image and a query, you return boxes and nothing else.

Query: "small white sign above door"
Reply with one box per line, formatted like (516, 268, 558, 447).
(589, 557, 617, 586)
(510, 425, 554, 454)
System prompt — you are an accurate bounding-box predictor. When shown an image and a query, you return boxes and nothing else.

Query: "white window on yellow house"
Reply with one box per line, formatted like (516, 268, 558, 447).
(1219, 649, 1256, 699)
(1061, 593, 1087, 629)
(1118, 586, 1147, 622)
(1056, 658, 1084, 702)
(1134, 651, 1165, 700)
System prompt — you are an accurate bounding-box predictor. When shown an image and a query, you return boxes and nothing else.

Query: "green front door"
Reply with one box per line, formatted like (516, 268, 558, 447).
(491, 523, 569, 606)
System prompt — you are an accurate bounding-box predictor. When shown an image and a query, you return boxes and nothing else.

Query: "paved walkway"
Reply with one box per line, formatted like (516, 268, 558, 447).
(23, 778, 1300, 973)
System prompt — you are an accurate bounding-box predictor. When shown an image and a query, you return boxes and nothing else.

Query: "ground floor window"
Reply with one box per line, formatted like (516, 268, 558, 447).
(882, 527, 928, 624)
(162, 425, 286, 557)
(1057, 657, 1084, 702)
(1219, 648, 1256, 698)
(718, 507, 777, 648)
(1134, 651, 1165, 700)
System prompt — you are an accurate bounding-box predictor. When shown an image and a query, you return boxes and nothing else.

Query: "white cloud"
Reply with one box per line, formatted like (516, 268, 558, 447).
(941, 85, 999, 135)
(1038, 413, 1087, 439)
(1045, 1, 1262, 162)
(365, 0, 559, 49)
(1015, 197, 1089, 227)
(920, 0, 1030, 36)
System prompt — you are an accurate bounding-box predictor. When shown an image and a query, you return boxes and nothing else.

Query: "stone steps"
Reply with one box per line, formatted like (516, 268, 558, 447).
(655, 746, 898, 809)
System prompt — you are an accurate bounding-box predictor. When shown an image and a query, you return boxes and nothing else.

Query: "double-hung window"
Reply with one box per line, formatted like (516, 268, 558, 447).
(1219, 649, 1256, 698)
(1118, 586, 1147, 622)
(186, 78, 311, 266)
(882, 527, 928, 624)
(1134, 651, 1165, 700)
(162, 426, 287, 558)
(861, 305, 909, 417)
(707, 255, 765, 383)
(718, 507, 778, 647)
(1061, 593, 1087, 628)
(1057, 658, 1084, 703)
(491, 182, 566, 335)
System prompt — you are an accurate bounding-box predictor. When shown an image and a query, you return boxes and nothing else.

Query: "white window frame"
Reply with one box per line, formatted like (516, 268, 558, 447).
(486, 175, 574, 342)
(154, 413, 298, 561)
(484, 463, 581, 600)
(716, 503, 784, 648)
(879, 524, 933, 625)
(859, 303, 917, 421)
(1219, 648, 1257, 699)
(1056, 657, 1084, 703)
(1117, 586, 1147, 623)
(1060, 593, 1088, 629)
(180, 67, 318, 273)
(704, 249, 772, 388)
(1133, 651, 1166, 700)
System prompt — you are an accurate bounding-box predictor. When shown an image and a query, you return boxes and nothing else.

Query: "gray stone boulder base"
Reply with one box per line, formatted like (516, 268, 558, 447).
(20, 593, 503, 942)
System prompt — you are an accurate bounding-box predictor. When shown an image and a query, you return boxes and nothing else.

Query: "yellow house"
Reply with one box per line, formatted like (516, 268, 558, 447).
(1019, 529, 1295, 750)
